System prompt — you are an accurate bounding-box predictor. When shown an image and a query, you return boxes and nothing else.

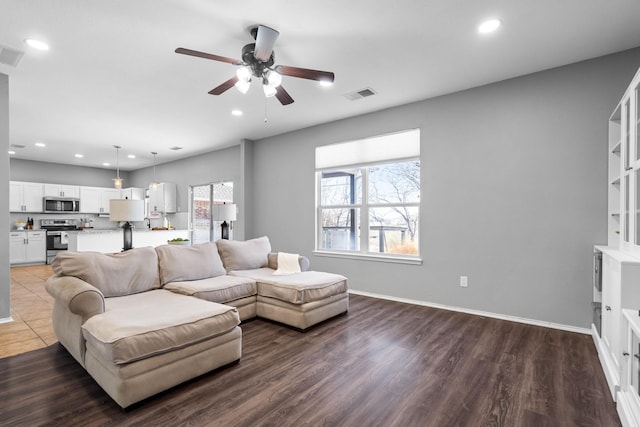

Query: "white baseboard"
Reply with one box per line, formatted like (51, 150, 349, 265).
(348, 289, 591, 335)
(0, 316, 14, 324)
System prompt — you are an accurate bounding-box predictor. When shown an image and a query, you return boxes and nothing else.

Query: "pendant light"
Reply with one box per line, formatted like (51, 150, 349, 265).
(150, 152, 159, 190)
(113, 145, 123, 189)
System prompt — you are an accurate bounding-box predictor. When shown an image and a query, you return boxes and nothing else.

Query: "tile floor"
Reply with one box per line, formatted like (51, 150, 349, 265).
(0, 265, 57, 358)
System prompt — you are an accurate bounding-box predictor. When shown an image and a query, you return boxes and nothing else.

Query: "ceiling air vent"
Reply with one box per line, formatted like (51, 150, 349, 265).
(343, 87, 377, 101)
(0, 45, 24, 67)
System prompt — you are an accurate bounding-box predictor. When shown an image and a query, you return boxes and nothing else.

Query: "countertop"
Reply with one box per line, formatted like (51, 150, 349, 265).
(68, 228, 187, 234)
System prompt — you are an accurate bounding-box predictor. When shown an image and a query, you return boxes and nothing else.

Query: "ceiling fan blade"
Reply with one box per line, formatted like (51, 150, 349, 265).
(254, 25, 279, 62)
(275, 85, 294, 105)
(175, 47, 241, 65)
(275, 65, 334, 84)
(209, 76, 239, 95)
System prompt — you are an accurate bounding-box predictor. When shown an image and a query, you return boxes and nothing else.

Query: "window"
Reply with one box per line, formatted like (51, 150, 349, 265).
(190, 181, 233, 244)
(316, 129, 420, 261)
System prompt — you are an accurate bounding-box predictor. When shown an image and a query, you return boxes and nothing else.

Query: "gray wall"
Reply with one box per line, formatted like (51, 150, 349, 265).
(1, 74, 10, 320)
(128, 144, 241, 212)
(128, 144, 243, 236)
(10, 158, 131, 187)
(251, 48, 640, 329)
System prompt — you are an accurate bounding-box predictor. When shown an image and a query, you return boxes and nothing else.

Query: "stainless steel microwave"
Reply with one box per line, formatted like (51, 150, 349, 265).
(43, 197, 80, 213)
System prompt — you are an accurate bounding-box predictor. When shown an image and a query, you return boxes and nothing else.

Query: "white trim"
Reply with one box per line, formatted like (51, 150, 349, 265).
(314, 250, 422, 265)
(0, 316, 14, 324)
(348, 289, 591, 335)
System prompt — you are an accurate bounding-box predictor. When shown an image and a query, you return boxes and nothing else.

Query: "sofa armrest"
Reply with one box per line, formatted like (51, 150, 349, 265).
(267, 253, 310, 272)
(46, 275, 105, 321)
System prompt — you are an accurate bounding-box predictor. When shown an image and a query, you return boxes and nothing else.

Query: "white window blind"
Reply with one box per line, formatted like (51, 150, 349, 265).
(315, 129, 420, 170)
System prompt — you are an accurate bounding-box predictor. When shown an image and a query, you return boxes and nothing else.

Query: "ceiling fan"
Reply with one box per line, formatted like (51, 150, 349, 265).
(175, 25, 335, 106)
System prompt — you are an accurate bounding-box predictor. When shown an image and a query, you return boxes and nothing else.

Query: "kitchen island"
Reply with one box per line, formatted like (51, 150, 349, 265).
(67, 229, 190, 253)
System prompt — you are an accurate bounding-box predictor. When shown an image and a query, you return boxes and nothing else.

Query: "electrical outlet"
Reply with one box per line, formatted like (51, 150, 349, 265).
(460, 276, 468, 287)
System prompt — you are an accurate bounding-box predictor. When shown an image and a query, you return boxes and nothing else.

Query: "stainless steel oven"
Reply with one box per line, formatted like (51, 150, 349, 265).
(41, 219, 78, 264)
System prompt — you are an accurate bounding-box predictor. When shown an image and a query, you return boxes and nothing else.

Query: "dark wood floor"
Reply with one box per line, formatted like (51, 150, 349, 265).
(0, 294, 619, 426)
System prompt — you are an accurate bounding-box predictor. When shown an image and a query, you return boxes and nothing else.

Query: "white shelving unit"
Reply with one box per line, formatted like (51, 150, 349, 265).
(596, 66, 640, 425)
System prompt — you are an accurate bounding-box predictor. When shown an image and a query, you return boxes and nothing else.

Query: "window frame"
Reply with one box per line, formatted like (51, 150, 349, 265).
(315, 157, 422, 265)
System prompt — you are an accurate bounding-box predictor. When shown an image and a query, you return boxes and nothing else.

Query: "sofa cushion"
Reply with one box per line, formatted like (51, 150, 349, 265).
(51, 247, 160, 297)
(164, 275, 257, 304)
(217, 236, 271, 272)
(82, 289, 239, 364)
(156, 242, 226, 285)
(230, 268, 348, 304)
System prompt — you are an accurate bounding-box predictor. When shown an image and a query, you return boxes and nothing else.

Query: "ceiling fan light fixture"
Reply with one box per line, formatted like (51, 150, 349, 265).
(319, 79, 333, 87)
(236, 66, 252, 82)
(265, 69, 282, 87)
(235, 79, 251, 94)
(263, 83, 277, 98)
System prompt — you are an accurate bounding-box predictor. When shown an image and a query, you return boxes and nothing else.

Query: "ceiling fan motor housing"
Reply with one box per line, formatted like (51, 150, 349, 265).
(241, 43, 274, 79)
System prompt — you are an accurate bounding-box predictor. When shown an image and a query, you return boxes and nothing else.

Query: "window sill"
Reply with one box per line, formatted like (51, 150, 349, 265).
(313, 250, 422, 265)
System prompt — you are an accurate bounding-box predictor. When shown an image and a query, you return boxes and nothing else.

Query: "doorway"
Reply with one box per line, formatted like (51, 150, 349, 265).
(190, 181, 234, 244)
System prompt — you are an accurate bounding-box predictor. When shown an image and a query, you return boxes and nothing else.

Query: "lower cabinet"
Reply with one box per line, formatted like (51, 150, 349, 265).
(9, 231, 46, 265)
(593, 247, 640, 400)
(619, 310, 640, 427)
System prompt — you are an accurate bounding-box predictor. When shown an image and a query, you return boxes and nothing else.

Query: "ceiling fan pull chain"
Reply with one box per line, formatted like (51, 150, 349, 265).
(264, 97, 268, 124)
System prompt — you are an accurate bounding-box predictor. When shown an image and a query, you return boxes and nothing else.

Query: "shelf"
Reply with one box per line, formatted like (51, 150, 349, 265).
(612, 140, 622, 154)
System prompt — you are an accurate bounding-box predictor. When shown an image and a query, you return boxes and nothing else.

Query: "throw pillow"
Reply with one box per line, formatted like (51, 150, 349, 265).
(216, 236, 271, 271)
(156, 241, 226, 285)
(273, 252, 302, 276)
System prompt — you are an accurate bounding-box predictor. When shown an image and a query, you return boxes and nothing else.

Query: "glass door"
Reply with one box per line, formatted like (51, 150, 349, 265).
(622, 98, 633, 248)
(190, 181, 234, 244)
(635, 81, 640, 247)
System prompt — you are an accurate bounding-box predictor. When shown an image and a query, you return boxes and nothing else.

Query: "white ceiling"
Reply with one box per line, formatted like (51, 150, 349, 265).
(2, 0, 640, 171)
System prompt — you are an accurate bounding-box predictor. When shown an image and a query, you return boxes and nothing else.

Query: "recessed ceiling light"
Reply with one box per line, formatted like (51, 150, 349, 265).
(74, 154, 83, 158)
(231, 109, 243, 116)
(478, 19, 501, 34)
(8, 150, 15, 155)
(35, 142, 46, 147)
(103, 162, 110, 167)
(25, 39, 49, 51)
(128, 154, 135, 159)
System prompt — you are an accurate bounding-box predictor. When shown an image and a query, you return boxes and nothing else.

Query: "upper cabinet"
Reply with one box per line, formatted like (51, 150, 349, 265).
(148, 182, 176, 213)
(610, 67, 640, 256)
(9, 181, 43, 212)
(121, 187, 146, 200)
(43, 184, 80, 198)
(79, 187, 121, 214)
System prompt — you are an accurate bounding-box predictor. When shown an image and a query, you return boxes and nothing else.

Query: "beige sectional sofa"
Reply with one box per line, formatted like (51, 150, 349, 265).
(45, 236, 348, 408)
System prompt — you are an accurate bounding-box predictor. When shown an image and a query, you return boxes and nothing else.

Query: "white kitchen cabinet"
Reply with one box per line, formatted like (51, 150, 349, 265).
(148, 182, 176, 213)
(9, 231, 46, 265)
(43, 184, 80, 198)
(121, 187, 145, 200)
(80, 187, 121, 214)
(10, 181, 44, 212)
